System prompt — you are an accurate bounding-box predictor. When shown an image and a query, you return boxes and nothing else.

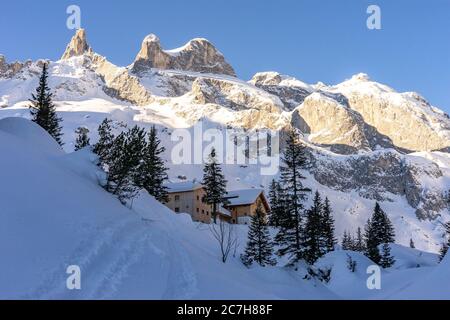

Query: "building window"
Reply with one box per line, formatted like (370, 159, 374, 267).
(197, 195, 200, 201)
(202, 209, 205, 214)
(206, 211, 209, 216)
(175, 207, 180, 213)
(196, 208, 199, 213)
(175, 195, 180, 201)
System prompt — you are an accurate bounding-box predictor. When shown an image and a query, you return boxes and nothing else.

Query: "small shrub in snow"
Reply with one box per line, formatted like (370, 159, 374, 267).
(346, 254, 357, 272)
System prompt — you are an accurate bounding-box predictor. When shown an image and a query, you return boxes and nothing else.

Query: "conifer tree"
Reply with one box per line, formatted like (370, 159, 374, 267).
(364, 202, 395, 265)
(321, 197, 337, 253)
(202, 148, 228, 223)
(93, 118, 115, 164)
(275, 129, 311, 263)
(106, 126, 146, 204)
(135, 126, 169, 202)
(241, 204, 276, 267)
(29, 63, 63, 145)
(74, 127, 90, 151)
(341, 231, 354, 251)
(409, 238, 415, 249)
(353, 227, 366, 252)
(380, 243, 395, 268)
(304, 191, 324, 264)
(268, 180, 286, 227)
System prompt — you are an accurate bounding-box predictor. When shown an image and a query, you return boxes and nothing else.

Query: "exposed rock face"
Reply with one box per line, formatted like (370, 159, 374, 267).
(250, 72, 313, 110)
(132, 34, 236, 76)
(188, 77, 286, 129)
(90, 55, 154, 106)
(0, 55, 32, 79)
(58, 29, 153, 105)
(251, 72, 450, 154)
(291, 92, 398, 154)
(191, 77, 283, 112)
(292, 93, 371, 153)
(61, 29, 92, 60)
(310, 149, 447, 220)
(332, 74, 450, 152)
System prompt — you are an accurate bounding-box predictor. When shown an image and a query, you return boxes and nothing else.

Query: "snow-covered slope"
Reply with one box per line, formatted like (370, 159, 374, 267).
(0, 117, 338, 299)
(0, 118, 449, 299)
(0, 29, 449, 255)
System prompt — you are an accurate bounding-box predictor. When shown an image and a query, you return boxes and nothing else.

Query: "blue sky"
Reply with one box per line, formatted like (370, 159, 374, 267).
(1, 0, 449, 112)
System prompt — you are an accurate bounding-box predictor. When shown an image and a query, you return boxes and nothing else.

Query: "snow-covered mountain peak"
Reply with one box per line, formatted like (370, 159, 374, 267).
(142, 33, 161, 44)
(350, 72, 371, 82)
(250, 71, 313, 91)
(61, 28, 92, 60)
(131, 33, 235, 76)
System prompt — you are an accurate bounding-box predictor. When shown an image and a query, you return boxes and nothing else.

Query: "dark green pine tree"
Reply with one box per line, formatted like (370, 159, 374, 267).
(29, 63, 63, 145)
(93, 118, 115, 164)
(439, 222, 450, 262)
(353, 227, 366, 252)
(106, 126, 146, 204)
(380, 243, 395, 268)
(241, 204, 276, 267)
(74, 127, 90, 151)
(364, 202, 396, 265)
(135, 126, 169, 203)
(364, 218, 381, 263)
(304, 191, 324, 264)
(321, 197, 337, 253)
(268, 180, 286, 227)
(275, 129, 311, 263)
(341, 231, 354, 251)
(202, 148, 228, 223)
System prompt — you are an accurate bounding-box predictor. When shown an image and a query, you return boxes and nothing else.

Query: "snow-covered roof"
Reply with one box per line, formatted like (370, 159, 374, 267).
(165, 181, 202, 193)
(218, 205, 232, 217)
(226, 188, 265, 206)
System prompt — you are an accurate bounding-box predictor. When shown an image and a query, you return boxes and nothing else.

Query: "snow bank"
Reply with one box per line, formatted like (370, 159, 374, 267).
(0, 118, 334, 299)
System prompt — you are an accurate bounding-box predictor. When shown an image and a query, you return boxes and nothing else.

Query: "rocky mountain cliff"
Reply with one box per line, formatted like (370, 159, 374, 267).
(0, 29, 449, 244)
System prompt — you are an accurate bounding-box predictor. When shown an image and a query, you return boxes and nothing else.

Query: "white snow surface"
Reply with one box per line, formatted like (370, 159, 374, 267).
(0, 118, 449, 299)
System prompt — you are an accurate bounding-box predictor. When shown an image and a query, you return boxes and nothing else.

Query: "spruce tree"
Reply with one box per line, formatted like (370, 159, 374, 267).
(304, 191, 324, 264)
(342, 231, 354, 251)
(202, 148, 228, 223)
(241, 204, 276, 267)
(74, 127, 90, 151)
(353, 227, 366, 252)
(380, 243, 395, 268)
(275, 129, 311, 263)
(321, 197, 337, 253)
(268, 180, 286, 227)
(29, 63, 63, 145)
(364, 202, 395, 265)
(106, 126, 146, 204)
(93, 118, 115, 164)
(135, 126, 169, 202)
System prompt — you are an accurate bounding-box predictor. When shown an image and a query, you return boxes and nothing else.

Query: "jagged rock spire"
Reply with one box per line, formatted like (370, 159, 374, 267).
(61, 29, 92, 60)
(132, 33, 236, 76)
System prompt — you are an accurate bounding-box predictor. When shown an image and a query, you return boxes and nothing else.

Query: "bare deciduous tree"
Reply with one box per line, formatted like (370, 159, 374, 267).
(210, 220, 238, 263)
